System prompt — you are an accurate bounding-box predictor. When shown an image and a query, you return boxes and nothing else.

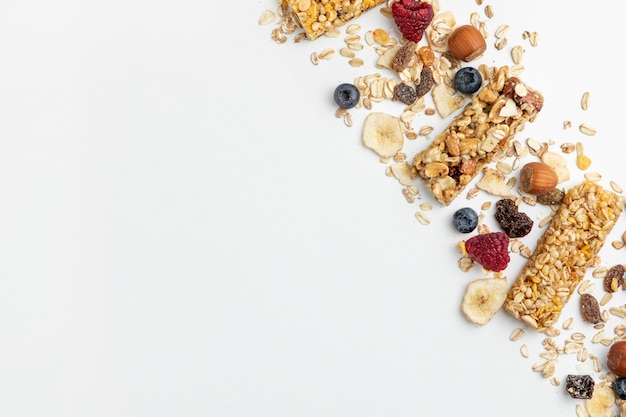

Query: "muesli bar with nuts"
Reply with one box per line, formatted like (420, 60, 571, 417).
(412, 66, 544, 206)
(504, 181, 623, 332)
(283, 0, 386, 40)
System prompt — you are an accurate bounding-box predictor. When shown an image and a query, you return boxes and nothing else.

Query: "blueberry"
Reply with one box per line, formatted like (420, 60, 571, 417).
(613, 378, 626, 400)
(454, 67, 483, 95)
(334, 83, 360, 109)
(452, 207, 478, 233)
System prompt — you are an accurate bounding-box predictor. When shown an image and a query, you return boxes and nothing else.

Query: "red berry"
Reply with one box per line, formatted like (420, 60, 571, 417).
(465, 232, 510, 272)
(391, 0, 434, 43)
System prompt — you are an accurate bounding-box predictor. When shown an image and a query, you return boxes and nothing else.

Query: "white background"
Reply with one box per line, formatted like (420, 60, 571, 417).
(1, 0, 625, 416)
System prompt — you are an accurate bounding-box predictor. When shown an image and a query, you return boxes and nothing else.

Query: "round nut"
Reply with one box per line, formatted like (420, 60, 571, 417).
(519, 162, 558, 195)
(447, 25, 487, 62)
(607, 341, 626, 377)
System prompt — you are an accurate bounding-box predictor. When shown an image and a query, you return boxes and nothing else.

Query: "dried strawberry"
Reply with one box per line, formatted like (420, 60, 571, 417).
(391, 0, 434, 43)
(465, 232, 510, 272)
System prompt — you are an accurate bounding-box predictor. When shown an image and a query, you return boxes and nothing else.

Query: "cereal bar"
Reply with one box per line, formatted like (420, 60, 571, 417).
(412, 66, 544, 206)
(504, 181, 623, 332)
(283, 0, 386, 40)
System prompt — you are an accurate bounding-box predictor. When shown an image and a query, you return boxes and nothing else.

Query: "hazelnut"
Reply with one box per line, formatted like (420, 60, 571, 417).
(607, 341, 626, 377)
(447, 25, 487, 62)
(519, 162, 558, 195)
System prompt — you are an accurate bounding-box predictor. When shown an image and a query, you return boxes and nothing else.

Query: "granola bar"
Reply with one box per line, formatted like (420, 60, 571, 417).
(504, 181, 623, 332)
(412, 66, 544, 206)
(283, 0, 386, 40)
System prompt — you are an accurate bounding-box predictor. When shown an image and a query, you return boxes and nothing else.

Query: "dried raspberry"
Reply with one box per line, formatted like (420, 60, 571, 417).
(465, 232, 510, 272)
(391, 0, 434, 43)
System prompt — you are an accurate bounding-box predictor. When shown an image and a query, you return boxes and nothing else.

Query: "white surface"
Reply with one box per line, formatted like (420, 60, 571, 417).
(0, 1, 625, 416)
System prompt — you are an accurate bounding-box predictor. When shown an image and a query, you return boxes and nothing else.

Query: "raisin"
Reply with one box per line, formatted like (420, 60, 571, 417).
(536, 188, 565, 206)
(580, 293, 602, 324)
(415, 67, 435, 97)
(604, 264, 625, 293)
(566, 374, 595, 399)
(393, 82, 417, 105)
(392, 41, 417, 73)
(494, 198, 533, 238)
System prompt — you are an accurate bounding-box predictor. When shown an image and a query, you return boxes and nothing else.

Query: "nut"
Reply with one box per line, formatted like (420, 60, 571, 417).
(519, 161, 558, 195)
(447, 25, 487, 62)
(607, 341, 626, 377)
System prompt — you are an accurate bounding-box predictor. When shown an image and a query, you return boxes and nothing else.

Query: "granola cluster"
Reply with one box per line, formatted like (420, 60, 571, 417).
(412, 66, 543, 205)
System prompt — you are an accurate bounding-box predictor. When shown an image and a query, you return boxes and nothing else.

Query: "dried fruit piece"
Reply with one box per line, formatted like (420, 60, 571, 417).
(580, 293, 602, 324)
(393, 82, 417, 105)
(541, 151, 570, 183)
(604, 264, 625, 293)
(566, 374, 595, 399)
(418, 45, 435, 66)
(584, 384, 615, 417)
(476, 168, 514, 198)
(461, 277, 509, 325)
(494, 198, 533, 238)
(391, 0, 434, 43)
(536, 188, 565, 205)
(465, 232, 510, 272)
(361, 112, 405, 159)
(431, 83, 463, 118)
(392, 41, 417, 73)
(415, 67, 435, 97)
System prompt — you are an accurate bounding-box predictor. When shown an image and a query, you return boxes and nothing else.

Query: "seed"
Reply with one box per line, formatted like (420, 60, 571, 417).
(511, 45, 524, 64)
(258, 9, 277, 25)
(520, 344, 529, 358)
(340, 47, 356, 58)
(510, 327, 525, 341)
(419, 202, 432, 211)
(415, 212, 430, 225)
(349, 58, 364, 67)
(484, 5, 494, 18)
(581, 91, 590, 110)
(611, 180, 623, 193)
(584, 171, 602, 182)
(319, 48, 335, 60)
(579, 123, 597, 136)
(346, 24, 361, 34)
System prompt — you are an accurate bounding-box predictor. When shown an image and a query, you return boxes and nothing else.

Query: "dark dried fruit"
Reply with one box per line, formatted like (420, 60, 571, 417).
(566, 374, 595, 399)
(536, 188, 565, 205)
(393, 82, 417, 105)
(604, 264, 625, 293)
(392, 41, 417, 73)
(494, 198, 533, 238)
(415, 67, 435, 97)
(580, 293, 602, 324)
